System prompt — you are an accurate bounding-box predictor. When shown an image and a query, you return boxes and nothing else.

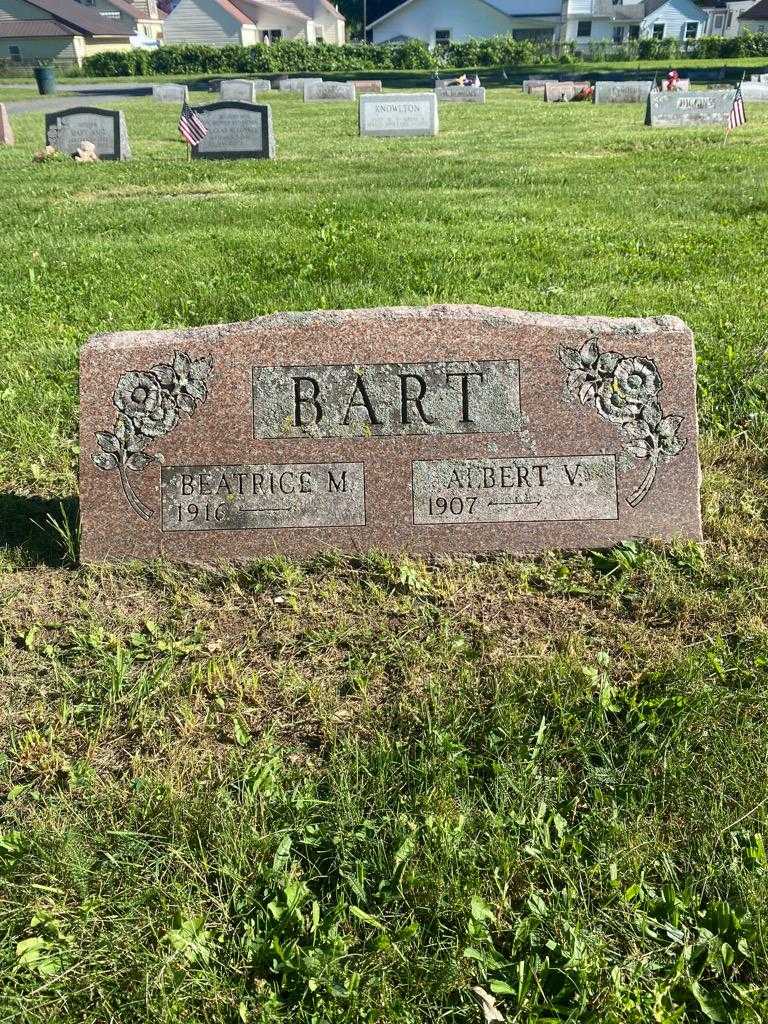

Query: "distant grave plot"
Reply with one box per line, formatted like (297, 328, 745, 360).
(79, 305, 702, 563)
(646, 89, 736, 127)
(750, 73, 768, 82)
(522, 79, 550, 93)
(436, 85, 486, 103)
(220, 79, 271, 102)
(359, 93, 438, 137)
(352, 80, 383, 94)
(45, 107, 130, 160)
(544, 82, 589, 102)
(304, 81, 356, 102)
(740, 83, 768, 102)
(153, 84, 188, 103)
(594, 80, 653, 104)
(277, 78, 322, 93)
(191, 102, 275, 160)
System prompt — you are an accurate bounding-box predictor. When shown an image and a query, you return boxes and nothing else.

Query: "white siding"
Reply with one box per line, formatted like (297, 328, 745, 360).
(1, 33, 79, 61)
(640, 0, 706, 38)
(163, 0, 244, 45)
(563, 16, 618, 39)
(371, 0, 559, 44)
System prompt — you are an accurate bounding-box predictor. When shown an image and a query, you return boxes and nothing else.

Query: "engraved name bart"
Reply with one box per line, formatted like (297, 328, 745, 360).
(253, 360, 521, 439)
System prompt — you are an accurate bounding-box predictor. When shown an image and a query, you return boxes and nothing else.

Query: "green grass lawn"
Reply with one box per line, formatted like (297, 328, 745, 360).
(1, 88, 768, 1023)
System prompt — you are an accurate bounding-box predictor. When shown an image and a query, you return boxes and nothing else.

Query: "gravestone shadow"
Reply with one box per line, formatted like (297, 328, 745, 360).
(0, 494, 79, 567)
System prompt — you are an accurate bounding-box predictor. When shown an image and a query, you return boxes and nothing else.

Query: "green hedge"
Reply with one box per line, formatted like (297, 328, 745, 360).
(82, 33, 768, 78)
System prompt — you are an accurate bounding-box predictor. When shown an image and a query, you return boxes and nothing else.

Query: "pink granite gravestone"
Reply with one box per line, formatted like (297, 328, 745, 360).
(79, 305, 702, 563)
(0, 104, 14, 146)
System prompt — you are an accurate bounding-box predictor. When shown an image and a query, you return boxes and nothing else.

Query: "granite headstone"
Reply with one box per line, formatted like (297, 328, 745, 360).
(544, 81, 589, 102)
(594, 80, 653, 104)
(153, 83, 189, 103)
(220, 79, 271, 101)
(436, 85, 486, 103)
(523, 79, 549, 93)
(79, 305, 701, 562)
(278, 77, 322, 93)
(352, 80, 383, 94)
(45, 107, 131, 160)
(749, 73, 768, 83)
(190, 102, 275, 160)
(359, 93, 438, 137)
(740, 83, 768, 102)
(304, 81, 356, 102)
(0, 103, 14, 146)
(646, 89, 736, 126)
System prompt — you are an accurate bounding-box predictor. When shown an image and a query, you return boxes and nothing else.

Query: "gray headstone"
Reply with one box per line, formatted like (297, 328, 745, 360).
(646, 89, 736, 127)
(545, 82, 588, 102)
(153, 83, 189, 103)
(523, 79, 549, 93)
(749, 73, 768, 83)
(278, 77, 322, 93)
(740, 83, 768, 102)
(352, 80, 383, 94)
(359, 93, 438, 137)
(191, 102, 275, 160)
(435, 85, 486, 103)
(45, 106, 130, 160)
(304, 81, 356, 102)
(220, 79, 271, 101)
(594, 80, 653, 104)
(0, 103, 14, 146)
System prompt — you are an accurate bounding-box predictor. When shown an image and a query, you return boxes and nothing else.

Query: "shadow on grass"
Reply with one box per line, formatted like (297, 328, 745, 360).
(0, 494, 79, 568)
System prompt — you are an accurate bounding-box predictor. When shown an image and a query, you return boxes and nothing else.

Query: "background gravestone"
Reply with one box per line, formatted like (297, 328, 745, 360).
(740, 83, 768, 102)
(0, 103, 14, 146)
(359, 93, 438, 137)
(436, 85, 486, 104)
(79, 305, 701, 563)
(544, 82, 589, 102)
(646, 89, 736, 127)
(278, 78, 322, 93)
(153, 84, 189, 103)
(352, 80, 383, 94)
(220, 79, 270, 101)
(523, 79, 549, 93)
(594, 80, 653, 104)
(304, 81, 356, 102)
(45, 107, 131, 160)
(750, 73, 768, 82)
(191, 102, 275, 159)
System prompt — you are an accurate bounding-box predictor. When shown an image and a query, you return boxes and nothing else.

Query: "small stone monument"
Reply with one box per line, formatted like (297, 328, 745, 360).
(0, 103, 14, 146)
(79, 305, 701, 562)
(594, 80, 653, 104)
(153, 83, 189, 103)
(220, 79, 271, 102)
(304, 81, 356, 102)
(359, 93, 438, 137)
(435, 85, 486, 103)
(45, 107, 131, 160)
(646, 89, 736, 127)
(278, 77, 322, 93)
(352, 80, 383, 94)
(190, 102, 275, 160)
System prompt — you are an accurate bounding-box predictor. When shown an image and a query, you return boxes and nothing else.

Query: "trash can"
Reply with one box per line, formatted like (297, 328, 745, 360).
(34, 66, 56, 96)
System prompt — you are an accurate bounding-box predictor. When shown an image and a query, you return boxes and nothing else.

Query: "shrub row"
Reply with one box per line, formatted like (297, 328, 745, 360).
(82, 33, 768, 78)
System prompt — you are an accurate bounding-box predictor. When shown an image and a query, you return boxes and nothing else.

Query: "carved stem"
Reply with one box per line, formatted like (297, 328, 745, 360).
(626, 453, 659, 509)
(118, 454, 153, 521)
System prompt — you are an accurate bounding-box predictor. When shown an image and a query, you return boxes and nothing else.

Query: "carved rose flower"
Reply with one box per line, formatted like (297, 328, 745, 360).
(151, 352, 212, 414)
(595, 379, 643, 423)
(612, 357, 662, 404)
(113, 370, 178, 438)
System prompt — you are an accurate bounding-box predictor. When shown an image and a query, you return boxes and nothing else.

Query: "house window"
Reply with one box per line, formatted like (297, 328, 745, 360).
(684, 20, 698, 38)
(714, 14, 724, 28)
(577, 19, 592, 35)
(434, 29, 451, 47)
(612, 0, 623, 5)
(263, 29, 282, 42)
(652, 22, 664, 38)
(613, 25, 624, 42)
(726, 11, 733, 27)
(628, 23, 640, 38)
(8, 44, 21, 61)
(315, 24, 324, 42)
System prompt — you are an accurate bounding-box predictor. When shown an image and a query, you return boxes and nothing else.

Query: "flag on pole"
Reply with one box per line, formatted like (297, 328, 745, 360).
(178, 102, 207, 146)
(727, 80, 746, 132)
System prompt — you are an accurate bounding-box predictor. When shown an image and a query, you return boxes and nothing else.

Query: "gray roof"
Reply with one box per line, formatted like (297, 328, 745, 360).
(20, 0, 133, 34)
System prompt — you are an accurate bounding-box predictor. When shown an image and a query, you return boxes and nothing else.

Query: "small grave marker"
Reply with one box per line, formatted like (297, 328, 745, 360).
(359, 93, 438, 137)
(191, 102, 275, 160)
(220, 79, 271, 101)
(646, 89, 736, 127)
(45, 107, 131, 160)
(435, 85, 486, 103)
(594, 80, 653, 104)
(304, 81, 356, 102)
(153, 83, 189, 103)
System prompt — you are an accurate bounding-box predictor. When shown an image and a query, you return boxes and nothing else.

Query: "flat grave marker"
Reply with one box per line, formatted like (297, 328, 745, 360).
(153, 83, 189, 103)
(646, 89, 736, 127)
(80, 305, 701, 562)
(0, 103, 14, 146)
(304, 81, 356, 102)
(219, 79, 271, 101)
(594, 80, 653, 104)
(45, 106, 131, 160)
(359, 92, 438, 137)
(190, 101, 275, 160)
(436, 85, 486, 103)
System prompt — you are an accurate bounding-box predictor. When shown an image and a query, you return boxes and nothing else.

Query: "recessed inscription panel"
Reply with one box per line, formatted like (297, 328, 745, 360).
(253, 360, 520, 439)
(412, 456, 618, 526)
(161, 462, 365, 531)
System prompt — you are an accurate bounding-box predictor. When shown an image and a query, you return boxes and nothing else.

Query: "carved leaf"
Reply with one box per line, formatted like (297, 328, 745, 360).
(657, 414, 683, 439)
(578, 338, 600, 367)
(93, 452, 118, 471)
(622, 420, 652, 441)
(579, 380, 597, 405)
(173, 351, 192, 376)
(152, 363, 176, 390)
(624, 439, 653, 459)
(642, 402, 663, 428)
(176, 393, 196, 414)
(96, 431, 120, 454)
(660, 436, 687, 458)
(558, 345, 583, 371)
(597, 351, 621, 374)
(126, 451, 153, 471)
(184, 379, 208, 403)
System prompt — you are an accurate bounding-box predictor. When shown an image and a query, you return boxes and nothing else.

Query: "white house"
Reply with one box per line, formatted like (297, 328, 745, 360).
(164, 0, 344, 46)
(368, 0, 708, 47)
(699, 0, 755, 36)
(739, 0, 768, 29)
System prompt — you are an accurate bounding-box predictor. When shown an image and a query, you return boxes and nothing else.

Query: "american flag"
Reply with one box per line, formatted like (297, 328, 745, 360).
(178, 102, 207, 146)
(727, 82, 746, 131)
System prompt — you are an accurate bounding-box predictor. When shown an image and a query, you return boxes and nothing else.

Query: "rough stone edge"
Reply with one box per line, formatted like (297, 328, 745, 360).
(82, 305, 692, 353)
